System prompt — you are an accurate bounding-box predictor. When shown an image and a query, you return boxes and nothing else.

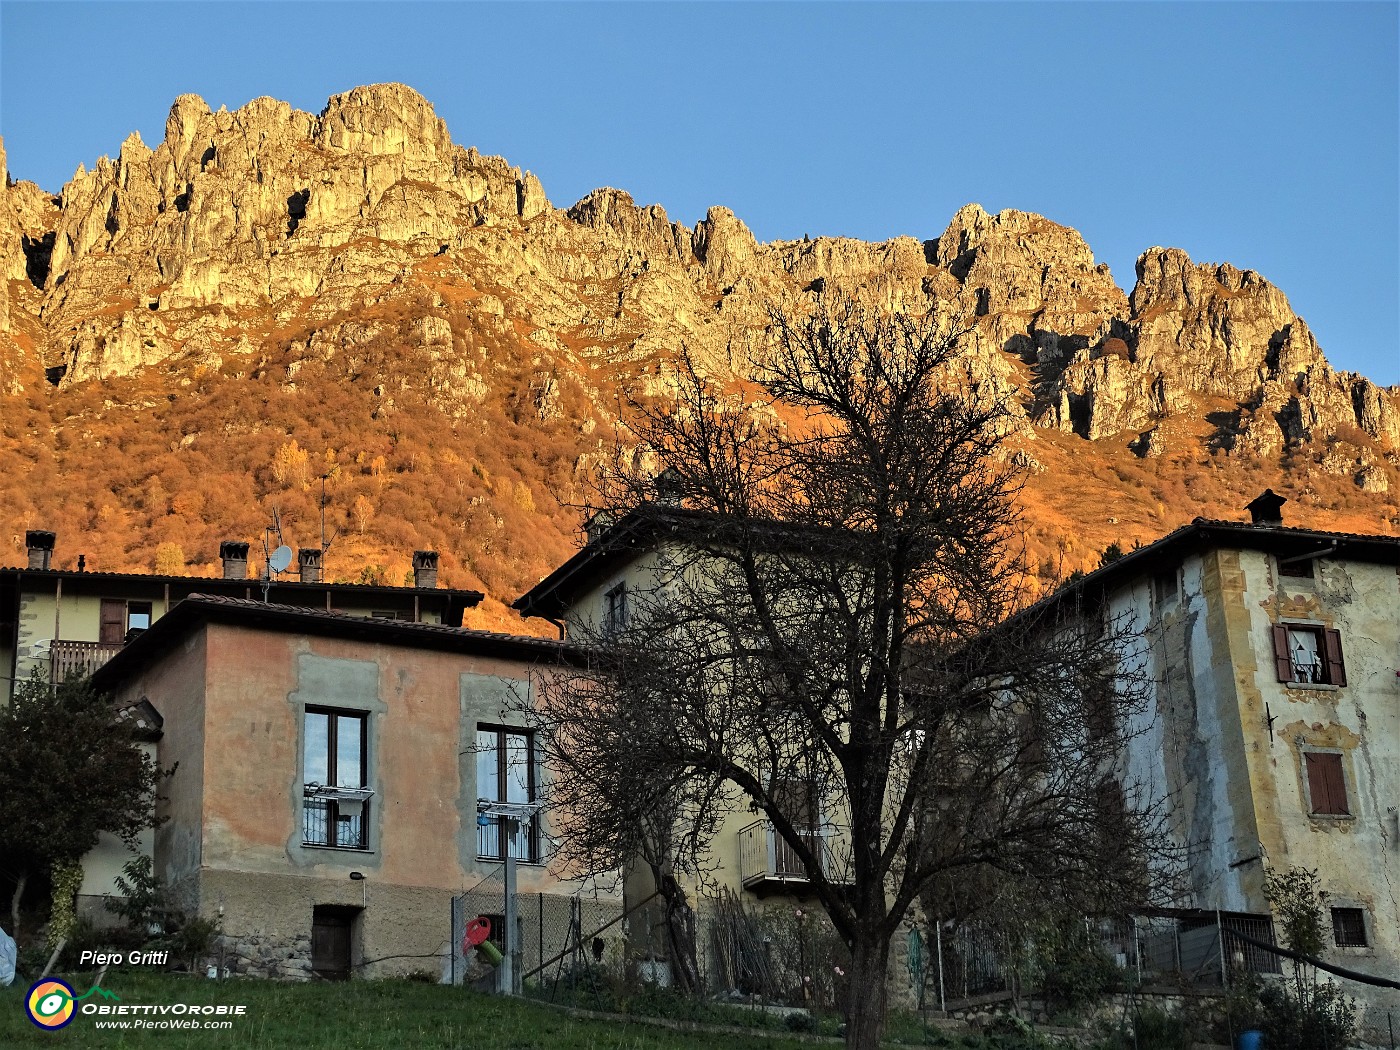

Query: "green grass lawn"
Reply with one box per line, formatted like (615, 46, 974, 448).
(1, 970, 835, 1050)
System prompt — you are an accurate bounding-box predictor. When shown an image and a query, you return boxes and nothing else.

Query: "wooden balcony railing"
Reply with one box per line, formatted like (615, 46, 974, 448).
(49, 639, 125, 681)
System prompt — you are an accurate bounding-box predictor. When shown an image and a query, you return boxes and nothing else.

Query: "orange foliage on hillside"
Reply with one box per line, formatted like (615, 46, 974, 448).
(1, 269, 1395, 634)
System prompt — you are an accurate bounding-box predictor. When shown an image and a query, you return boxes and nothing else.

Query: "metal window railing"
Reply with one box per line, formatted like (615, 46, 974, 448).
(737, 821, 850, 887)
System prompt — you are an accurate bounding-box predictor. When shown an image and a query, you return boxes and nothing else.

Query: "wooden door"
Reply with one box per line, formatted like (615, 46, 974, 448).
(311, 907, 357, 980)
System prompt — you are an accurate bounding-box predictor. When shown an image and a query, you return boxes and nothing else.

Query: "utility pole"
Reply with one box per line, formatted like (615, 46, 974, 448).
(476, 799, 542, 996)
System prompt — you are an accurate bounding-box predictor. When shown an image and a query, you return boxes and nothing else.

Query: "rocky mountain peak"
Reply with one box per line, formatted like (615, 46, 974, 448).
(0, 85, 1394, 607)
(315, 82, 451, 159)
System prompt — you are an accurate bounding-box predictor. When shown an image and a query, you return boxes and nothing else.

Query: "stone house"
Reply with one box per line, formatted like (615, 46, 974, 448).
(1014, 492, 1399, 1041)
(89, 594, 617, 981)
(514, 495, 1400, 1034)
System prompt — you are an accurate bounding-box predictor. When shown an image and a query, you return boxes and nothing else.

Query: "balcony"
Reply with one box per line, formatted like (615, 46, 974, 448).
(49, 639, 125, 681)
(738, 820, 852, 896)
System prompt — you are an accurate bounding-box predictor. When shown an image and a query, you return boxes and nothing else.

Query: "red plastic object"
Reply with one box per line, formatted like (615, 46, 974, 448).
(463, 916, 492, 951)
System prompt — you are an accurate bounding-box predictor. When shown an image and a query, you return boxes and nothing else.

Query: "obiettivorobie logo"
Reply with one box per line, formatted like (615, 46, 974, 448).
(23, 978, 247, 1033)
(25, 978, 120, 1030)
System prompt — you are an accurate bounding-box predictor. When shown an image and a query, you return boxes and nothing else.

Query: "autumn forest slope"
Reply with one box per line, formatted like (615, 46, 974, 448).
(1, 85, 1396, 630)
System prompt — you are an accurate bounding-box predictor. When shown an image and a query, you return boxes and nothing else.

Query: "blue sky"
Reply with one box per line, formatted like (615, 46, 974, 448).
(2, 2, 1396, 384)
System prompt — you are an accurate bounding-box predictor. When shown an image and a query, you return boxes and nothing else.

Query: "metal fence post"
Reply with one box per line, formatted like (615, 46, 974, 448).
(1133, 916, 1142, 983)
(935, 920, 946, 1013)
(1216, 909, 1229, 989)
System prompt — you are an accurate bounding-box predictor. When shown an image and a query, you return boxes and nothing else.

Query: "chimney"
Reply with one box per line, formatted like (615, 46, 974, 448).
(25, 530, 55, 570)
(584, 511, 615, 545)
(1245, 489, 1287, 526)
(219, 541, 250, 580)
(654, 466, 685, 507)
(412, 550, 439, 589)
(298, 547, 323, 584)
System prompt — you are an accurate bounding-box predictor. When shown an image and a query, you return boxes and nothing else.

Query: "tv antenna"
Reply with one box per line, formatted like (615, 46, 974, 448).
(319, 471, 341, 557)
(261, 508, 293, 603)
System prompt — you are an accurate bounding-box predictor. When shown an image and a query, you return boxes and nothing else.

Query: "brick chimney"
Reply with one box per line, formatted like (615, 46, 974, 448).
(1245, 489, 1287, 526)
(25, 530, 55, 570)
(298, 547, 323, 584)
(412, 550, 439, 589)
(219, 541, 250, 580)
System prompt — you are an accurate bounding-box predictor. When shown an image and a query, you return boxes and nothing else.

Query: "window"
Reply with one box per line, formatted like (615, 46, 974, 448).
(303, 709, 370, 848)
(1271, 624, 1346, 686)
(603, 582, 628, 635)
(476, 726, 539, 862)
(1153, 569, 1179, 610)
(769, 777, 822, 879)
(1278, 556, 1315, 579)
(1331, 907, 1368, 948)
(100, 599, 153, 643)
(1303, 752, 1350, 817)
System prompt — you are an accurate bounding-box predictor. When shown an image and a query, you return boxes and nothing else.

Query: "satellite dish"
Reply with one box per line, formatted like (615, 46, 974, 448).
(268, 546, 293, 574)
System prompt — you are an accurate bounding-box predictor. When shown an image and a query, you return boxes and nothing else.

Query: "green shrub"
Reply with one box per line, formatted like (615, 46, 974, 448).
(782, 1011, 815, 1032)
(1130, 1005, 1191, 1050)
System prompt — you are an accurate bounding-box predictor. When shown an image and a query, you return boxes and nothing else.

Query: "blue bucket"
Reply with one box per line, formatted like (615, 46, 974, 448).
(1237, 1031, 1263, 1050)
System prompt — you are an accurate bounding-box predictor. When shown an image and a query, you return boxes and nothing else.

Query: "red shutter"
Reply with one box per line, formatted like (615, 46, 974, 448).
(1324, 629, 1347, 687)
(1271, 625, 1293, 682)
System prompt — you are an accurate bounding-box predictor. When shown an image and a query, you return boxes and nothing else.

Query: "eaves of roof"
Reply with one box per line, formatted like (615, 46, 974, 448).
(512, 506, 685, 619)
(512, 505, 837, 620)
(1018, 517, 1400, 624)
(91, 594, 580, 694)
(0, 565, 484, 605)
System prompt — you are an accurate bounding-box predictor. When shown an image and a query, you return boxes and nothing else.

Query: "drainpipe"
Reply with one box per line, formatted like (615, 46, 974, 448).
(1278, 541, 1338, 567)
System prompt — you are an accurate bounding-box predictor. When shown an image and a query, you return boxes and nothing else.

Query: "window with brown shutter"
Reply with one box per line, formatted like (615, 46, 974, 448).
(99, 599, 127, 644)
(1270, 625, 1293, 682)
(1304, 752, 1349, 816)
(1272, 623, 1346, 686)
(1323, 629, 1347, 687)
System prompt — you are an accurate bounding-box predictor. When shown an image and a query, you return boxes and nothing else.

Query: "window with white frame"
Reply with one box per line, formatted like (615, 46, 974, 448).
(303, 709, 371, 848)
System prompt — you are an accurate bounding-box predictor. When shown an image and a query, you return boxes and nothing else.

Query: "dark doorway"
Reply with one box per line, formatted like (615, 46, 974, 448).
(311, 905, 360, 980)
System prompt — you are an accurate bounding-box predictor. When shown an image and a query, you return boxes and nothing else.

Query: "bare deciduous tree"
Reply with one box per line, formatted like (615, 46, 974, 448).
(529, 296, 1177, 1048)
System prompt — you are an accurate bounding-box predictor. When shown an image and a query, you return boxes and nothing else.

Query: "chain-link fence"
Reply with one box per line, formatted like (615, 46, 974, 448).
(1131, 909, 1282, 986)
(453, 884, 1283, 1016)
(449, 871, 625, 993)
(910, 909, 1282, 1012)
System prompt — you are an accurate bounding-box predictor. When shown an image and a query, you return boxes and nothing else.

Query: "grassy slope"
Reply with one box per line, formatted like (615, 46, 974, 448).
(0, 971, 833, 1050)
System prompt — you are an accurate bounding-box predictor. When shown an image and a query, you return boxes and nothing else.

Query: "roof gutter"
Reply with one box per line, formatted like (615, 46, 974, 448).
(1277, 540, 1339, 565)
